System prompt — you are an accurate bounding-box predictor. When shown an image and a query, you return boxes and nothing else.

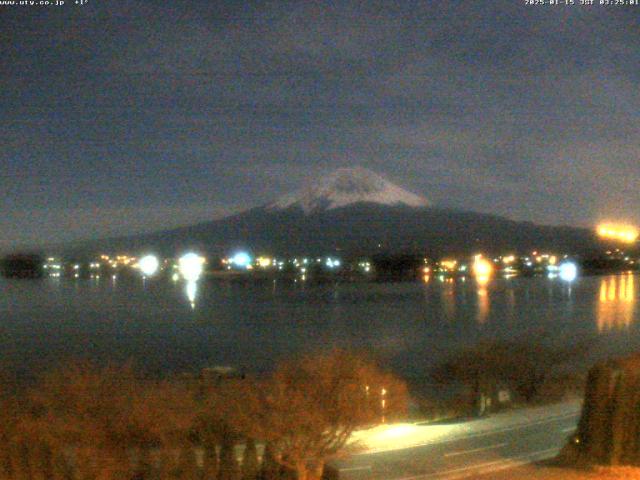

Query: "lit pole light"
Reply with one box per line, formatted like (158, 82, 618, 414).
(178, 253, 205, 281)
(138, 254, 160, 277)
(559, 261, 578, 282)
(381, 387, 387, 424)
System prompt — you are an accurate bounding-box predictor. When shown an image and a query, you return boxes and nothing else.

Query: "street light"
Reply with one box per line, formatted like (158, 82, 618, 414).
(381, 387, 387, 424)
(559, 261, 578, 282)
(138, 254, 159, 277)
(178, 253, 205, 281)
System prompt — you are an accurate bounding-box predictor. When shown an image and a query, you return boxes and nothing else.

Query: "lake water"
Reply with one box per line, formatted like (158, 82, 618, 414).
(1, 274, 639, 381)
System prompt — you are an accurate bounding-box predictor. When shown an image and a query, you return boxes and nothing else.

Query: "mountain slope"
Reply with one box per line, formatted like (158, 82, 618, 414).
(63, 204, 600, 258)
(58, 168, 601, 258)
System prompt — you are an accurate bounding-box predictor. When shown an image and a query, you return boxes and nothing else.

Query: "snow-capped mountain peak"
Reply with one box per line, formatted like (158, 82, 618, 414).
(267, 167, 429, 214)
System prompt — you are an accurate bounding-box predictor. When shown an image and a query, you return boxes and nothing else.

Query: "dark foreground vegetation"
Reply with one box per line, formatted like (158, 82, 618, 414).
(0, 351, 407, 480)
(425, 339, 588, 419)
(561, 352, 640, 467)
(0, 254, 43, 279)
(0, 340, 597, 480)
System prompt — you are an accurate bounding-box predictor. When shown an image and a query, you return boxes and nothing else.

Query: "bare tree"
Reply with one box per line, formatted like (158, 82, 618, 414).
(431, 339, 587, 410)
(218, 350, 408, 480)
(20, 362, 197, 479)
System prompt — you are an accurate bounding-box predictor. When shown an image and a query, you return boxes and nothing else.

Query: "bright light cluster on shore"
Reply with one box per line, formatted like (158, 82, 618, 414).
(138, 254, 159, 277)
(257, 256, 273, 268)
(597, 223, 639, 243)
(178, 253, 205, 281)
(472, 255, 493, 278)
(230, 252, 252, 268)
(326, 257, 341, 269)
(439, 260, 458, 272)
(559, 261, 578, 282)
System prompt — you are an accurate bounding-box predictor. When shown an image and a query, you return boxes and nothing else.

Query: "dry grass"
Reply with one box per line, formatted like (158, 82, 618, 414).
(589, 467, 640, 479)
(483, 463, 640, 479)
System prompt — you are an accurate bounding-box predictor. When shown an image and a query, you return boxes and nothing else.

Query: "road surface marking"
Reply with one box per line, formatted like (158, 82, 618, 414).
(339, 465, 372, 472)
(444, 442, 508, 458)
(434, 447, 560, 480)
(394, 447, 559, 480)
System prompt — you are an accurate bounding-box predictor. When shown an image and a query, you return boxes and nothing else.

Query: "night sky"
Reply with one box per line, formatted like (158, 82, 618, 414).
(1, 0, 639, 249)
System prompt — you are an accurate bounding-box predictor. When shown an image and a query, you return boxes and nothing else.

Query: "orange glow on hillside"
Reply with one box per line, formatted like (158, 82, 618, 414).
(597, 223, 639, 243)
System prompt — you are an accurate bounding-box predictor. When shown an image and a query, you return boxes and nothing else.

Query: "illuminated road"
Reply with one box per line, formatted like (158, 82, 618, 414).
(336, 401, 581, 480)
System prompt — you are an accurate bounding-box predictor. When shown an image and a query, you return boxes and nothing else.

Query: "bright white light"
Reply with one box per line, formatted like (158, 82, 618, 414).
(230, 252, 252, 268)
(138, 255, 159, 277)
(326, 257, 341, 269)
(472, 256, 493, 278)
(178, 253, 204, 281)
(559, 262, 578, 282)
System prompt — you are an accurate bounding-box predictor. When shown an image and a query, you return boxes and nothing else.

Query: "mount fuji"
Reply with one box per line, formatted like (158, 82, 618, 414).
(267, 167, 429, 213)
(64, 167, 600, 257)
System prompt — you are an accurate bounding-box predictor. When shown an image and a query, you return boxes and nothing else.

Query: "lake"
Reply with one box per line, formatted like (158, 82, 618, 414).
(1, 273, 639, 382)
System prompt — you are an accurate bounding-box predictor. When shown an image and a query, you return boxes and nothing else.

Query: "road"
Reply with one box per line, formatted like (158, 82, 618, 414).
(336, 401, 581, 480)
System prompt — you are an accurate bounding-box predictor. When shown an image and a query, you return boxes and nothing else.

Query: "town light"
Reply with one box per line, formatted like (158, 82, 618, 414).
(230, 252, 252, 268)
(178, 253, 205, 281)
(138, 254, 159, 277)
(326, 257, 341, 268)
(440, 260, 457, 271)
(472, 256, 494, 278)
(257, 256, 272, 268)
(559, 261, 578, 282)
(502, 255, 516, 265)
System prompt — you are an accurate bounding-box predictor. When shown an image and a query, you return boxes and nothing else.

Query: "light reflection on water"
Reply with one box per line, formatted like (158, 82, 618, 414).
(597, 274, 635, 332)
(476, 285, 489, 324)
(1, 273, 640, 376)
(440, 278, 456, 321)
(185, 281, 199, 309)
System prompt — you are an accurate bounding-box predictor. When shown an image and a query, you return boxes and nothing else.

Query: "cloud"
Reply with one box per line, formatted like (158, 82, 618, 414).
(0, 203, 241, 251)
(1, 0, 639, 245)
